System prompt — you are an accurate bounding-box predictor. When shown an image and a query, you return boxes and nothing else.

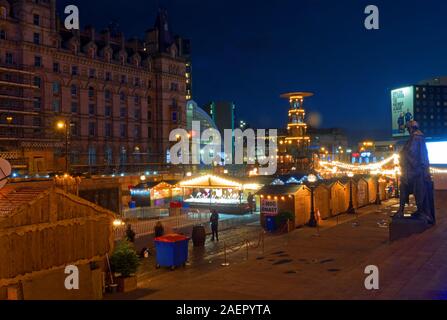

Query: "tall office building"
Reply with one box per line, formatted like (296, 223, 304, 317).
(391, 77, 447, 139)
(0, 1, 190, 174)
(206, 101, 235, 136)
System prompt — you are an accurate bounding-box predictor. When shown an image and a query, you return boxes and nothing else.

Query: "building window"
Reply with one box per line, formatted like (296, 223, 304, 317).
(105, 105, 112, 117)
(70, 122, 78, 136)
(34, 56, 42, 67)
(120, 107, 127, 118)
(53, 81, 60, 94)
(134, 125, 141, 139)
(134, 108, 140, 119)
(105, 89, 111, 101)
(147, 111, 152, 121)
(147, 96, 152, 106)
(71, 65, 78, 76)
(33, 76, 41, 88)
(71, 102, 78, 113)
(33, 32, 40, 45)
(170, 82, 178, 91)
(71, 84, 78, 97)
(105, 71, 111, 81)
(105, 147, 113, 165)
(53, 100, 60, 112)
(53, 62, 60, 73)
(33, 97, 41, 110)
(105, 123, 112, 138)
(88, 122, 96, 136)
(120, 92, 126, 103)
(88, 86, 95, 99)
(147, 126, 152, 139)
(120, 124, 127, 138)
(172, 112, 177, 121)
(134, 77, 140, 86)
(88, 147, 96, 165)
(89, 68, 96, 78)
(89, 104, 96, 115)
(5, 52, 13, 64)
(134, 95, 140, 106)
(0, 6, 7, 19)
(171, 98, 177, 108)
(121, 75, 127, 84)
(33, 14, 40, 26)
(0, 29, 6, 40)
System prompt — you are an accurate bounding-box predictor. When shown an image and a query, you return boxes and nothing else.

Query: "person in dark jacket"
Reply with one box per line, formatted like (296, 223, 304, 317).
(154, 221, 164, 238)
(210, 210, 219, 241)
(125, 224, 136, 243)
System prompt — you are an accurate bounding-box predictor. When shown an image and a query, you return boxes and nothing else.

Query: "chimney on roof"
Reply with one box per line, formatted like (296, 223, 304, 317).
(85, 25, 95, 42)
(102, 28, 111, 45)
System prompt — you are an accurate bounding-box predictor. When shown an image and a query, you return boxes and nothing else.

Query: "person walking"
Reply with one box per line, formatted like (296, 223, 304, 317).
(210, 209, 219, 241)
(154, 221, 164, 238)
(247, 192, 255, 214)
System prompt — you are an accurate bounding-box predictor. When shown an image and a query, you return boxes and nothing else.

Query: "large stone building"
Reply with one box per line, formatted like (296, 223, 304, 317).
(0, 0, 189, 175)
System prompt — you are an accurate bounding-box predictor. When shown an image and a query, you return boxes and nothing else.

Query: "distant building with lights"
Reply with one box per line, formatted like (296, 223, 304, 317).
(308, 127, 349, 162)
(0, 1, 190, 174)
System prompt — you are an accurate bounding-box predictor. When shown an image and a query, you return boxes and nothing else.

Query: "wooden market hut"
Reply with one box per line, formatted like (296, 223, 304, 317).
(0, 185, 115, 300)
(256, 185, 311, 228)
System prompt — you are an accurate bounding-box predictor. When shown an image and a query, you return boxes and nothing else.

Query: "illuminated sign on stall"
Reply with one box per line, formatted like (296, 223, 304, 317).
(261, 199, 278, 215)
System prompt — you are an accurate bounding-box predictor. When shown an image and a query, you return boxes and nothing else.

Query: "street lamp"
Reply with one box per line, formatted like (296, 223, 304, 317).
(346, 172, 356, 214)
(56, 120, 70, 174)
(307, 173, 318, 227)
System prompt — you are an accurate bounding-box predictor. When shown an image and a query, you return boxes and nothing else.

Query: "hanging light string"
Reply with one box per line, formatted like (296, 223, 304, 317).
(318, 154, 447, 175)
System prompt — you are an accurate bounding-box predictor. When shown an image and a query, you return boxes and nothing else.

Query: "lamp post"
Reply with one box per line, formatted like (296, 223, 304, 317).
(307, 174, 317, 227)
(373, 172, 382, 205)
(56, 120, 70, 174)
(346, 172, 356, 214)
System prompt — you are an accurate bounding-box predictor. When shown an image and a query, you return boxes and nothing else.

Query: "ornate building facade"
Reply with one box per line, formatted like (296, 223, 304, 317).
(0, 0, 189, 174)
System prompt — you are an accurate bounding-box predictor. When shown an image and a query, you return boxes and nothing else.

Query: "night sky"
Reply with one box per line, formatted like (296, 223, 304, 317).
(57, 0, 447, 142)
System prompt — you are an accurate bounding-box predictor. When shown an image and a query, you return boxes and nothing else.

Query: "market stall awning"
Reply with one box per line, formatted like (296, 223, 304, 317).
(179, 174, 242, 189)
(256, 185, 302, 196)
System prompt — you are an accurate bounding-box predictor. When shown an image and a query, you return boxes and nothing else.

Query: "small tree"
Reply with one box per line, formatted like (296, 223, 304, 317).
(275, 211, 295, 229)
(110, 240, 140, 277)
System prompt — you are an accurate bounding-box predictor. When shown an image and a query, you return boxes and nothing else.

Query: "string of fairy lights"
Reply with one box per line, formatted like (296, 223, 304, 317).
(318, 154, 447, 176)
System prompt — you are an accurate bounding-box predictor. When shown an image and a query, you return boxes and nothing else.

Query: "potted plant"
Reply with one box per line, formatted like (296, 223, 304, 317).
(110, 240, 141, 293)
(275, 211, 295, 232)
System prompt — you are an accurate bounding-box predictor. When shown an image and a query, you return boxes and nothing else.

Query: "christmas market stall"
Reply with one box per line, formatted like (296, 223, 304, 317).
(129, 180, 183, 208)
(179, 174, 262, 214)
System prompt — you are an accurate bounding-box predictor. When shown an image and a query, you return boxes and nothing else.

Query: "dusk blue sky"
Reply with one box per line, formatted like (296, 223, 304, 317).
(57, 0, 447, 142)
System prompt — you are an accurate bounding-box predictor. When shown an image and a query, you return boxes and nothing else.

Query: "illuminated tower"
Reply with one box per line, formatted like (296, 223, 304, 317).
(281, 92, 312, 149)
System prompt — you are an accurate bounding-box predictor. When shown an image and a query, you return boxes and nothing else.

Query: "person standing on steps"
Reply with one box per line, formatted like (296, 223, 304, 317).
(210, 209, 219, 241)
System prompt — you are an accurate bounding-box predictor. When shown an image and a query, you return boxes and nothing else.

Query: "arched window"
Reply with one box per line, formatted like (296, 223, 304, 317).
(0, 6, 7, 19)
(0, 29, 6, 40)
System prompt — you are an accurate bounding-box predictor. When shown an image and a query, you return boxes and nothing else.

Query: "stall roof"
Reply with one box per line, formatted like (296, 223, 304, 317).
(179, 174, 242, 188)
(256, 184, 303, 195)
(134, 180, 180, 189)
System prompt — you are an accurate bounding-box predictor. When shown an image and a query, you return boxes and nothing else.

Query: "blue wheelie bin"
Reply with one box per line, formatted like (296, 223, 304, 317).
(154, 234, 189, 270)
(265, 215, 277, 233)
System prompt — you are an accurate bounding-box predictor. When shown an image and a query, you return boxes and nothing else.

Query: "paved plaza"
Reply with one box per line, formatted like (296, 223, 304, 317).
(105, 190, 446, 300)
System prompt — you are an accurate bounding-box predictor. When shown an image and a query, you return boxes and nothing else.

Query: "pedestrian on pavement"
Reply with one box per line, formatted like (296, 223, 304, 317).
(125, 224, 136, 243)
(247, 192, 255, 214)
(210, 209, 219, 241)
(154, 221, 164, 238)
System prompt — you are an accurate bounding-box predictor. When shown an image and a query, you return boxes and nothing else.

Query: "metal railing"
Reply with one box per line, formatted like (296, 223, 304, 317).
(114, 210, 211, 240)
